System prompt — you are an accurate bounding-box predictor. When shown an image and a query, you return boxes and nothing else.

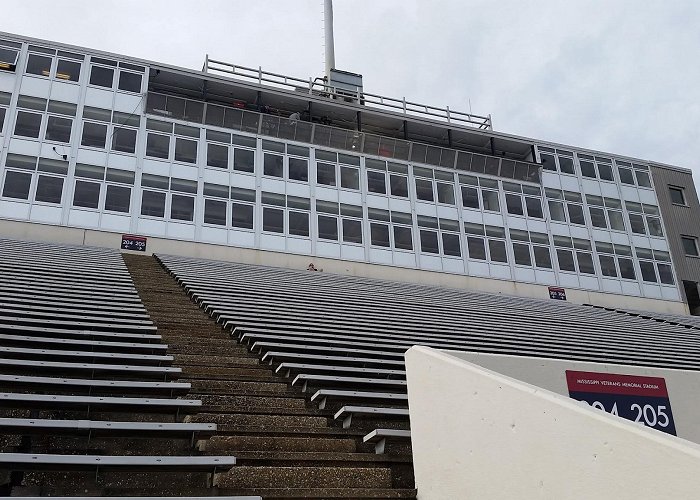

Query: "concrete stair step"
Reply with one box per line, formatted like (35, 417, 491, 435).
(190, 393, 309, 409)
(189, 412, 328, 428)
(181, 365, 277, 378)
(205, 435, 357, 453)
(199, 406, 325, 416)
(188, 379, 294, 395)
(215, 466, 393, 489)
(19, 470, 213, 491)
(175, 354, 261, 367)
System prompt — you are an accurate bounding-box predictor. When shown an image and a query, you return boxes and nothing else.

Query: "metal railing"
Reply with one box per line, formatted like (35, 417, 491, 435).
(203, 56, 493, 131)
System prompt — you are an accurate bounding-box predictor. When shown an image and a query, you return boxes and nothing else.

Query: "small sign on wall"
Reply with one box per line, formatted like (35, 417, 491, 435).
(121, 234, 147, 252)
(566, 370, 677, 436)
(548, 286, 566, 300)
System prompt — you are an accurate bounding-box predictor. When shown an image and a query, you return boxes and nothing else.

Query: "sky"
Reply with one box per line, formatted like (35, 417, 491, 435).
(5, 0, 700, 184)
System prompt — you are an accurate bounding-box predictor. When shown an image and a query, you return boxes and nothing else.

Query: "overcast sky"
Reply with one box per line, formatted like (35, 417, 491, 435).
(5, 1, 700, 185)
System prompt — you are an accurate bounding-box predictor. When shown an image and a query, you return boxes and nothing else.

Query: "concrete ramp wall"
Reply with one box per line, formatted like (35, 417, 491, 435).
(405, 346, 700, 500)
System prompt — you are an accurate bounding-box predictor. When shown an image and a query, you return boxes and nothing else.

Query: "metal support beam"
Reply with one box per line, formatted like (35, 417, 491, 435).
(447, 129, 453, 148)
(490, 137, 496, 156)
(403, 120, 408, 140)
(356, 111, 362, 132)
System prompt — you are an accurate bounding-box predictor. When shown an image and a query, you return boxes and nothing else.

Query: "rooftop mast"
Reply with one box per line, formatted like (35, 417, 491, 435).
(324, 0, 336, 82)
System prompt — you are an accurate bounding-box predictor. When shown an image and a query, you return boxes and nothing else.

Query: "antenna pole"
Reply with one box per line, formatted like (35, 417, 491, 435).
(324, 0, 336, 82)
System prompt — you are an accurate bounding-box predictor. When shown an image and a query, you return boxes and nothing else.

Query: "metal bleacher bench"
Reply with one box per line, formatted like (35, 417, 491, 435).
(275, 362, 405, 379)
(333, 405, 410, 429)
(310, 389, 408, 409)
(2, 346, 174, 365)
(291, 373, 407, 393)
(0, 374, 190, 396)
(362, 429, 412, 454)
(0, 358, 181, 379)
(16, 497, 261, 500)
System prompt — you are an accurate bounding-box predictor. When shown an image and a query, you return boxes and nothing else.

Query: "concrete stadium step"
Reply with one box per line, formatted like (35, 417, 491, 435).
(205, 435, 358, 453)
(216, 466, 393, 489)
(190, 393, 309, 409)
(180, 365, 277, 379)
(174, 354, 262, 367)
(189, 412, 328, 429)
(188, 379, 295, 395)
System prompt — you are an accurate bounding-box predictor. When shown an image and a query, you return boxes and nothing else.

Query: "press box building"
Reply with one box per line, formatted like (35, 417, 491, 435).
(1, 31, 700, 315)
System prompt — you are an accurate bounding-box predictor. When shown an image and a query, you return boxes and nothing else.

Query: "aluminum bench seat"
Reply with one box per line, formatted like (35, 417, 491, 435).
(0, 309, 154, 328)
(2, 346, 174, 365)
(334, 406, 410, 429)
(0, 334, 168, 354)
(0, 358, 181, 379)
(0, 375, 190, 396)
(1, 284, 143, 305)
(0, 417, 216, 441)
(0, 453, 235, 472)
(291, 374, 407, 393)
(241, 332, 410, 354)
(250, 341, 405, 360)
(0, 392, 201, 415)
(310, 389, 409, 410)
(17, 497, 261, 500)
(362, 429, 412, 454)
(262, 351, 405, 369)
(276, 362, 405, 379)
(0, 300, 151, 321)
(0, 324, 162, 343)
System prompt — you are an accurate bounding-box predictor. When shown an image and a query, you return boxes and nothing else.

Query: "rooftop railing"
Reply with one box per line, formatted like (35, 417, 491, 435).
(203, 56, 493, 131)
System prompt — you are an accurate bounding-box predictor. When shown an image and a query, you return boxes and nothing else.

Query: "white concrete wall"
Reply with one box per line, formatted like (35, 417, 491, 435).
(0, 218, 689, 314)
(405, 346, 700, 500)
(445, 351, 700, 444)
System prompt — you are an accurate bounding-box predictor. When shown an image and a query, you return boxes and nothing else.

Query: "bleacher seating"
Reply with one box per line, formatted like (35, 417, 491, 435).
(0, 239, 236, 497)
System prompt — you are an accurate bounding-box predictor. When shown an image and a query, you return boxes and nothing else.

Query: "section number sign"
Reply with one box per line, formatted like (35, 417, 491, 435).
(121, 234, 147, 252)
(566, 370, 676, 436)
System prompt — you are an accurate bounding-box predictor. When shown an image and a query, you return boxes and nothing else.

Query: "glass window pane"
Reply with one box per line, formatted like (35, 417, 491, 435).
(599, 255, 617, 277)
(488, 239, 508, 262)
(118, 72, 142, 92)
(657, 263, 674, 285)
(577, 252, 595, 274)
(204, 143, 228, 169)
(105, 185, 131, 212)
(232, 203, 254, 229)
(234, 148, 255, 173)
(442, 233, 461, 257)
(392, 226, 413, 250)
(525, 197, 543, 218)
(533, 246, 552, 268)
(318, 215, 338, 240)
(342, 218, 362, 243)
(26, 54, 52, 76)
(618, 168, 635, 185)
(341, 166, 359, 190)
(548, 200, 566, 222)
(170, 194, 194, 221)
(316, 162, 336, 186)
(608, 210, 625, 231)
(140, 190, 165, 217)
(635, 170, 651, 188)
(415, 178, 434, 201)
(289, 158, 308, 181)
(146, 133, 169, 159)
(613, 258, 633, 279)
(174, 138, 197, 163)
(73, 180, 101, 209)
(203, 198, 226, 225)
(482, 189, 500, 212)
(289, 211, 309, 236)
(506, 193, 523, 216)
(646, 217, 663, 237)
(557, 249, 576, 272)
(35, 175, 63, 203)
(263, 207, 283, 232)
(589, 207, 607, 228)
(640, 261, 657, 282)
(580, 160, 597, 178)
(14, 111, 42, 138)
(367, 170, 386, 194)
(567, 204, 585, 225)
(89, 65, 114, 87)
(461, 186, 479, 209)
(56, 59, 80, 82)
(467, 236, 486, 260)
(112, 127, 137, 153)
(420, 230, 439, 253)
(437, 182, 455, 204)
(540, 153, 557, 171)
(629, 214, 646, 234)
(669, 187, 685, 205)
(511, 242, 530, 266)
(370, 222, 390, 246)
(2, 171, 32, 199)
(45, 116, 72, 143)
(0, 107, 5, 134)
(682, 237, 699, 256)
(264, 153, 283, 177)
(598, 163, 614, 181)
(81, 122, 107, 148)
(390, 174, 408, 197)
(558, 156, 575, 174)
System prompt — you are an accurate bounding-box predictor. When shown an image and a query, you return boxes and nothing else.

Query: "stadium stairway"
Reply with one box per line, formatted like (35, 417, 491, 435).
(122, 253, 417, 500)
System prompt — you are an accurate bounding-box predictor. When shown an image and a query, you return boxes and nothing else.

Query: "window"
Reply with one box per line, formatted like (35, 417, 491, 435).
(461, 185, 479, 209)
(367, 170, 386, 194)
(289, 158, 308, 182)
(234, 148, 255, 173)
(73, 180, 101, 208)
(26, 54, 52, 76)
(415, 178, 434, 202)
(81, 122, 108, 148)
(682, 236, 699, 257)
(56, 59, 81, 82)
(342, 218, 363, 244)
(467, 236, 487, 260)
(341, 166, 359, 190)
(599, 254, 618, 277)
(420, 230, 440, 254)
(596, 160, 614, 181)
(105, 185, 131, 213)
(436, 182, 455, 205)
(556, 249, 576, 272)
(206, 143, 228, 169)
(45, 116, 72, 143)
(540, 151, 557, 171)
(118, 72, 142, 93)
(14, 111, 42, 138)
(263, 207, 284, 232)
(482, 189, 500, 212)
(558, 154, 575, 174)
(579, 159, 597, 178)
(89, 65, 114, 87)
(639, 260, 657, 282)
(264, 153, 283, 177)
(140, 190, 165, 217)
(512, 243, 531, 266)
(370, 222, 390, 247)
(145, 133, 169, 159)
(576, 252, 596, 274)
(390, 174, 409, 198)
(646, 217, 664, 237)
(548, 200, 566, 222)
(2, 171, 32, 199)
(170, 194, 194, 221)
(525, 196, 543, 219)
(618, 167, 635, 185)
(618, 258, 636, 280)
(317, 162, 336, 186)
(317, 215, 338, 240)
(658, 263, 675, 285)
(393, 226, 413, 250)
(505, 193, 523, 216)
(0, 107, 6, 134)
(174, 138, 197, 164)
(232, 203, 254, 229)
(489, 239, 508, 263)
(288, 211, 309, 236)
(34, 175, 63, 204)
(669, 187, 686, 205)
